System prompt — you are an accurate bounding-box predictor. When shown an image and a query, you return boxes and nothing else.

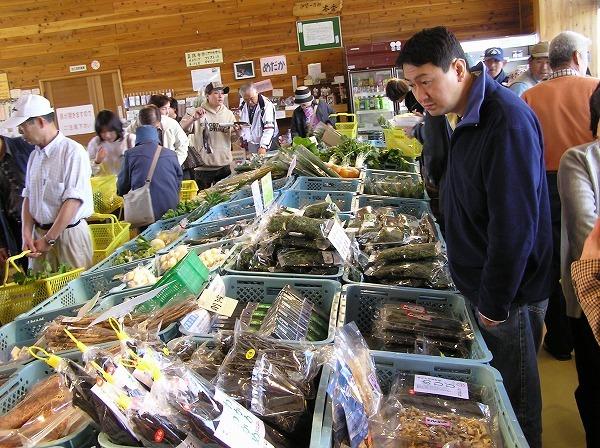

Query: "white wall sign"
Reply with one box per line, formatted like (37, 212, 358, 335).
(185, 48, 223, 67)
(191, 67, 222, 92)
(69, 64, 87, 73)
(260, 55, 288, 76)
(253, 79, 273, 93)
(56, 104, 95, 136)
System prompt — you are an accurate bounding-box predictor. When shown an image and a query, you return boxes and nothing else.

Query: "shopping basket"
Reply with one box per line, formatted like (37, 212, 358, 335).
(383, 128, 423, 158)
(0, 252, 84, 324)
(88, 213, 131, 265)
(179, 179, 199, 201)
(90, 175, 123, 214)
(330, 113, 358, 139)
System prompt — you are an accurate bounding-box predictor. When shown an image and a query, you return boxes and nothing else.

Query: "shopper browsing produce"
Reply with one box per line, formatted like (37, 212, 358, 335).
(522, 31, 598, 362)
(4, 94, 94, 271)
(398, 27, 552, 448)
(238, 83, 279, 156)
(87, 109, 135, 176)
(290, 86, 336, 138)
(508, 41, 551, 97)
(180, 82, 240, 189)
(558, 83, 600, 447)
(127, 94, 189, 165)
(117, 125, 182, 226)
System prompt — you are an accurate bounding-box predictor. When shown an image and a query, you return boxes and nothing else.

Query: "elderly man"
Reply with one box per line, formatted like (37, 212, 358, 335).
(509, 42, 551, 96)
(483, 47, 509, 85)
(238, 83, 278, 156)
(1, 95, 94, 271)
(523, 31, 599, 362)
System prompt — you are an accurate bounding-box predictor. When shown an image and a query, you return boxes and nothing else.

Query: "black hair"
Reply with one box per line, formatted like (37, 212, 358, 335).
(94, 109, 124, 141)
(148, 94, 170, 108)
(590, 82, 600, 137)
(385, 78, 410, 102)
(40, 112, 55, 124)
(396, 26, 468, 73)
(169, 97, 178, 110)
(139, 105, 161, 125)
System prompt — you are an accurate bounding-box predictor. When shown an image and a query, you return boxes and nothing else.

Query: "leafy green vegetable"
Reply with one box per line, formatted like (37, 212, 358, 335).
(112, 237, 156, 266)
(292, 136, 318, 155)
(13, 262, 73, 285)
(161, 191, 229, 220)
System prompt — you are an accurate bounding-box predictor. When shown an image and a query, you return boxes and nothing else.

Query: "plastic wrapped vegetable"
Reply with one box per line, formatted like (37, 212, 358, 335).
(302, 199, 341, 219)
(368, 242, 442, 263)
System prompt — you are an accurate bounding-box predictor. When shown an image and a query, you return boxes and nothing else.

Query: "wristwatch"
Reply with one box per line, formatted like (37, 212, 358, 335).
(43, 234, 57, 246)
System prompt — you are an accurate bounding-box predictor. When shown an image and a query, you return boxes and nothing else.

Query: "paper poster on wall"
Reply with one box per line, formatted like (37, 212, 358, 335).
(191, 67, 222, 92)
(185, 49, 223, 67)
(56, 104, 95, 136)
(253, 79, 273, 93)
(297, 17, 342, 51)
(260, 55, 288, 76)
(0, 73, 10, 100)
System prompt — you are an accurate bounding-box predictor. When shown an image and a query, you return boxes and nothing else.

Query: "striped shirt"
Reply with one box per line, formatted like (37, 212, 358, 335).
(22, 132, 94, 225)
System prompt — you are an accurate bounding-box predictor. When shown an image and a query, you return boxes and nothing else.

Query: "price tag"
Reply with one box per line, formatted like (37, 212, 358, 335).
(206, 274, 226, 296)
(198, 289, 238, 317)
(251, 180, 264, 215)
(287, 155, 297, 178)
(214, 389, 266, 448)
(413, 375, 469, 399)
(327, 221, 352, 261)
(261, 172, 274, 207)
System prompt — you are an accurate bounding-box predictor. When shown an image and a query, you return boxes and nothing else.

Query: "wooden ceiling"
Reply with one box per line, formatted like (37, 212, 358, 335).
(0, 0, 534, 98)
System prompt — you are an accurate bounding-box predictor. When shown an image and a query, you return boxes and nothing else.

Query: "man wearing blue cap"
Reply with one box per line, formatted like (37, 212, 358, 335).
(484, 47, 509, 85)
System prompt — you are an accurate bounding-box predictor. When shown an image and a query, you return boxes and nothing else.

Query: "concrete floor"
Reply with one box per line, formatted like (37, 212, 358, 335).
(539, 349, 586, 447)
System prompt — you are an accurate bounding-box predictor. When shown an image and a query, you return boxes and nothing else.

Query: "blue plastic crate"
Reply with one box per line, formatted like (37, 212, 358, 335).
(231, 176, 295, 201)
(363, 168, 429, 200)
(181, 275, 342, 346)
(276, 189, 356, 213)
(339, 284, 492, 363)
(311, 353, 528, 448)
(0, 352, 97, 447)
(291, 176, 362, 193)
(192, 197, 257, 225)
(353, 194, 431, 216)
(169, 214, 256, 247)
(138, 216, 187, 240)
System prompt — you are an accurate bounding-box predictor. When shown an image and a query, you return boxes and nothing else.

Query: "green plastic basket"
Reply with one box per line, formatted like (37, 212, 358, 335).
(136, 251, 209, 313)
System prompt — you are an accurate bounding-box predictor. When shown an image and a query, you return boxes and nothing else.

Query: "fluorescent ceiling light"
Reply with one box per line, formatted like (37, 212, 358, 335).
(461, 33, 539, 53)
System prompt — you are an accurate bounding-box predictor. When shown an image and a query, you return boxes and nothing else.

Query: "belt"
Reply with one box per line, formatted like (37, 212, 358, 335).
(35, 220, 81, 231)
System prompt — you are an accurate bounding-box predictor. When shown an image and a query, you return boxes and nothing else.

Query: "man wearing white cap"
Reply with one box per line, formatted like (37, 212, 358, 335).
(509, 42, 551, 97)
(2, 94, 94, 271)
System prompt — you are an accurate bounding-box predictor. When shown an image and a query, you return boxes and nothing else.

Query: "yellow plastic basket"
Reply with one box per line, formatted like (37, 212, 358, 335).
(330, 113, 358, 139)
(91, 175, 123, 214)
(0, 252, 84, 324)
(89, 213, 132, 265)
(179, 180, 199, 201)
(383, 128, 423, 158)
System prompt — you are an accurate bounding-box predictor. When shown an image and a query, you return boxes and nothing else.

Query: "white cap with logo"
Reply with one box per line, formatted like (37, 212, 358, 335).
(1, 94, 54, 129)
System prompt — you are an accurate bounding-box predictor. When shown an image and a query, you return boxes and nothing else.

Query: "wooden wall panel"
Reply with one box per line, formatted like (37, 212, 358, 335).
(0, 0, 534, 100)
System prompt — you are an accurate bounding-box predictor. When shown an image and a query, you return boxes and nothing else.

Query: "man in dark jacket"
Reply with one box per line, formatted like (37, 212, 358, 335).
(117, 125, 182, 223)
(483, 47, 509, 85)
(398, 27, 552, 448)
(0, 135, 34, 266)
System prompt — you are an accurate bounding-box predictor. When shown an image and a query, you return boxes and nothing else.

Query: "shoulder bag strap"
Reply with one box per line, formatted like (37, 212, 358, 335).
(146, 144, 162, 184)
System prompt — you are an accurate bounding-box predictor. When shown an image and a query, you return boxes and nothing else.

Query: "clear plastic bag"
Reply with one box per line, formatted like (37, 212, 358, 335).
(302, 199, 341, 219)
(257, 285, 313, 341)
(368, 241, 442, 264)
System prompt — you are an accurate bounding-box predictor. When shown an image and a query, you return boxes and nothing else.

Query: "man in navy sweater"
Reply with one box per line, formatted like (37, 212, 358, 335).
(398, 27, 552, 448)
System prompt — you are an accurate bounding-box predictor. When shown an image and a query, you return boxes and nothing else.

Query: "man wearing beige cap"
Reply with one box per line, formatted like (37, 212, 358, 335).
(509, 42, 551, 96)
(1, 94, 93, 272)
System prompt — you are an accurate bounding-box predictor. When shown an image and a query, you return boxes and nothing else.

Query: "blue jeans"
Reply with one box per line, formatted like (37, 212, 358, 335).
(475, 299, 548, 448)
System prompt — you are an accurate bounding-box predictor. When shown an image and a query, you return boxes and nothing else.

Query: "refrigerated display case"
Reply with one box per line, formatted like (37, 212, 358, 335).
(345, 42, 402, 136)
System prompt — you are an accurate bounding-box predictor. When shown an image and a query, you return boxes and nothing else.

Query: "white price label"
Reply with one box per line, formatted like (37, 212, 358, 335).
(180, 309, 212, 334)
(214, 389, 266, 448)
(251, 180, 264, 215)
(206, 274, 226, 296)
(327, 221, 352, 261)
(198, 290, 238, 317)
(413, 375, 469, 400)
(287, 155, 297, 178)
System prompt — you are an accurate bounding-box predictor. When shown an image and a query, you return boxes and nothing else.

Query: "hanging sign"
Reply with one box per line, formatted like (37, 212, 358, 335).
(185, 48, 223, 67)
(293, 0, 343, 16)
(260, 55, 288, 76)
(56, 104, 95, 136)
(190, 67, 222, 92)
(69, 64, 87, 73)
(297, 17, 342, 52)
(0, 73, 10, 100)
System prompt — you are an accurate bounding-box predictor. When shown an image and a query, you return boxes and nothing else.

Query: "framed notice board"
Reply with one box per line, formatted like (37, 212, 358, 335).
(297, 16, 342, 52)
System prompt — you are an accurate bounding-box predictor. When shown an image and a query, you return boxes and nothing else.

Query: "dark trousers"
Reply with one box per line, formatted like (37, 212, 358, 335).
(544, 172, 573, 354)
(195, 166, 231, 190)
(571, 315, 600, 447)
(476, 300, 548, 448)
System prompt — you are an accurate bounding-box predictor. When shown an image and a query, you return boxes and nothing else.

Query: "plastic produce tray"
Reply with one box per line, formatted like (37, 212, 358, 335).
(138, 216, 187, 241)
(168, 214, 255, 248)
(340, 284, 492, 363)
(363, 168, 429, 200)
(231, 176, 294, 200)
(353, 194, 431, 216)
(182, 275, 342, 346)
(291, 176, 362, 193)
(276, 189, 356, 213)
(311, 353, 528, 448)
(192, 197, 257, 225)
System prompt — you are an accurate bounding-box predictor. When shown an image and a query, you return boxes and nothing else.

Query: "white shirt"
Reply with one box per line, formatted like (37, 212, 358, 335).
(87, 133, 135, 175)
(22, 132, 94, 225)
(127, 115, 189, 165)
(239, 95, 278, 151)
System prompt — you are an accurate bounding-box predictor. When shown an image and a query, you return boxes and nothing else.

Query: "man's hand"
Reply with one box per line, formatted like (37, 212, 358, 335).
(95, 147, 107, 164)
(258, 147, 267, 156)
(194, 107, 206, 120)
(33, 237, 52, 255)
(478, 312, 501, 328)
(22, 235, 40, 258)
(0, 248, 8, 264)
(581, 217, 600, 260)
(232, 124, 241, 133)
